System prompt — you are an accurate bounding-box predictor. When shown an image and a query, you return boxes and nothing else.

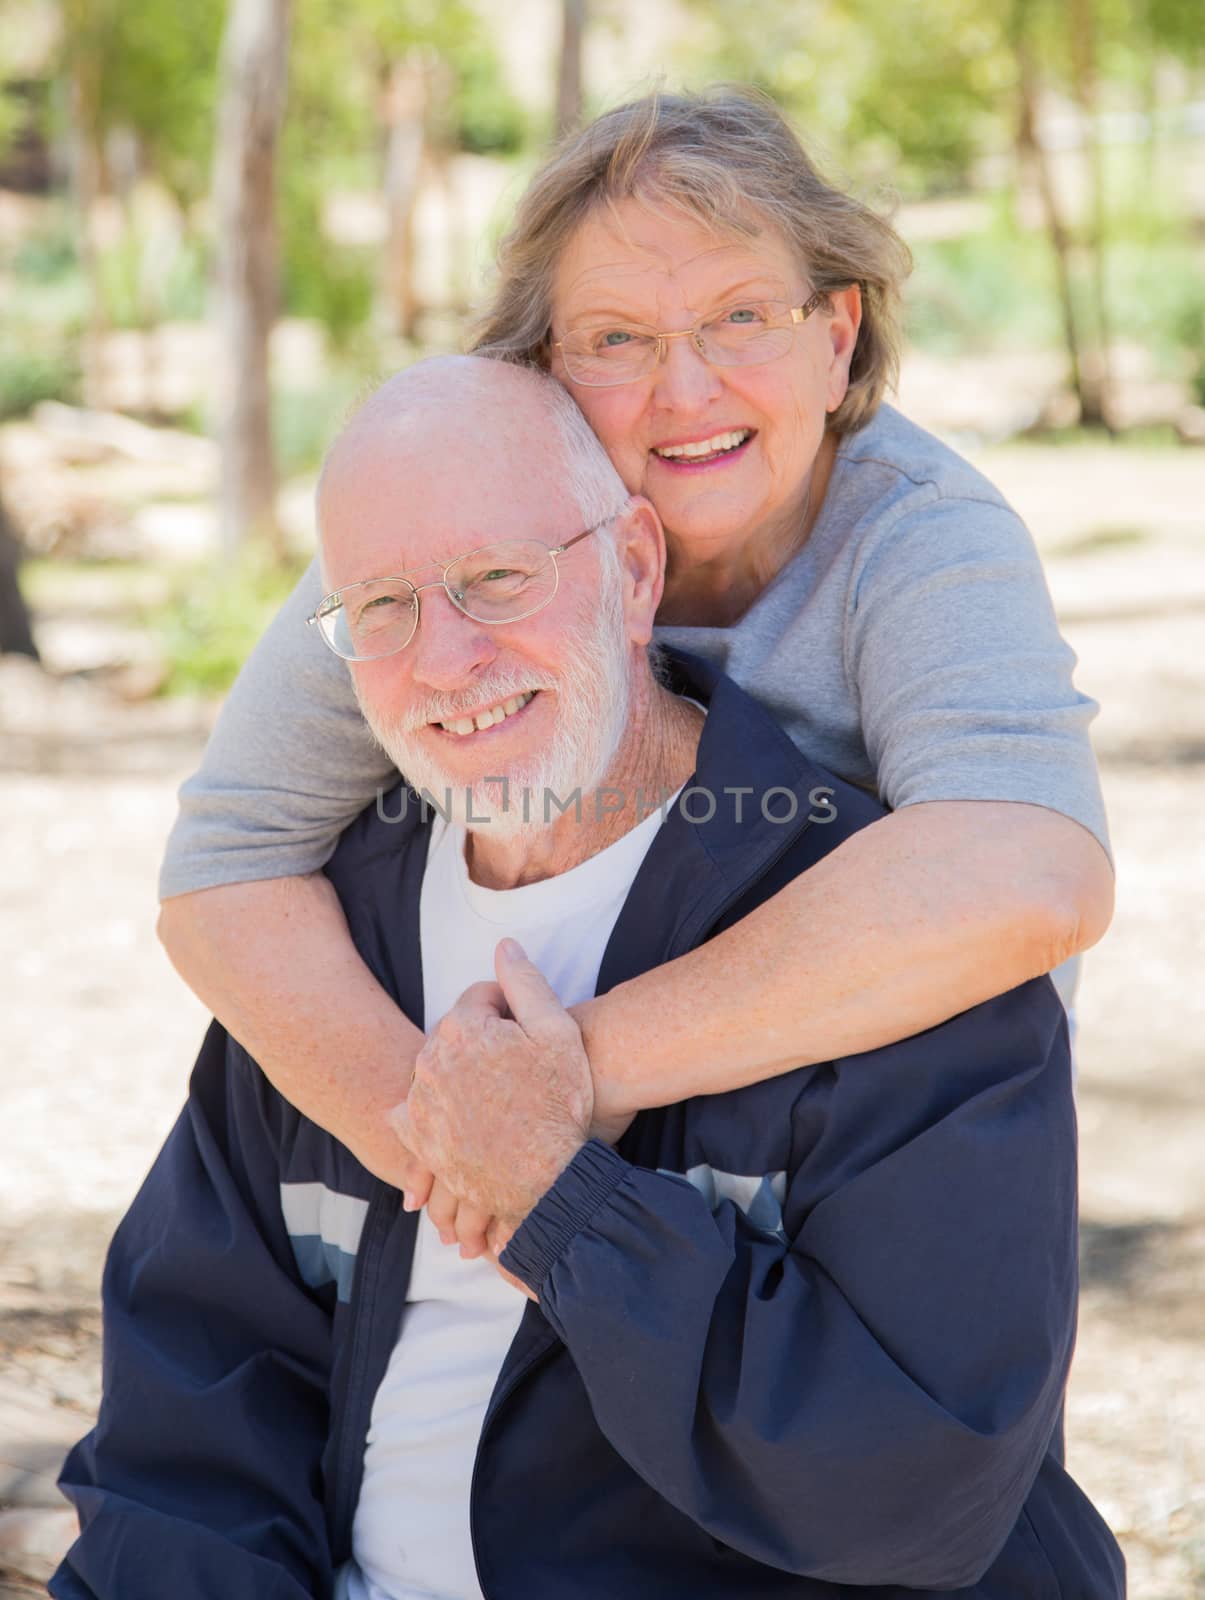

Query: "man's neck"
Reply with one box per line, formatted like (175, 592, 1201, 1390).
(464, 674, 703, 891)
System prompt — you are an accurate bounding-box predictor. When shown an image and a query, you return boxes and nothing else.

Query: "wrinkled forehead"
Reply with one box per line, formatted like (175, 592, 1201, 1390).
(552, 192, 803, 321)
(317, 409, 577, 589)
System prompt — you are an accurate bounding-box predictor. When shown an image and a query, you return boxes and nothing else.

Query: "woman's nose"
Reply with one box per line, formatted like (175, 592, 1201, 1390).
(650, 332, 726, 411)
(408, 585, 498, 690)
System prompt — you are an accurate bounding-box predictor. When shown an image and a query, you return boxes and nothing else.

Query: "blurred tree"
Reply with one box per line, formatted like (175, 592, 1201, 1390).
(0, 483, 38, 660)
(281, 0, 518, 341)
(381, 51, 432, 339)
(1066, 0, 1112, 426)
(1012, 0, 1092, 420)
(52, 0, 224, 401)
(211, 0, 292, 556)
(556, 0, 587, 139)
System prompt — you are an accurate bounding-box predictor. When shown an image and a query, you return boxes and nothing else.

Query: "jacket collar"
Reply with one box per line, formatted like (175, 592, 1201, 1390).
(595, 647, 827, 994)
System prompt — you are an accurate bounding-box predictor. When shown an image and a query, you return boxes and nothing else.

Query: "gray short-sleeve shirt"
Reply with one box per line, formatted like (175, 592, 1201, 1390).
(158, 404, 1109, 898)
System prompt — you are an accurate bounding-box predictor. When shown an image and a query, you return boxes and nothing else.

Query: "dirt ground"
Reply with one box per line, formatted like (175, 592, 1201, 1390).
(1, 438, 1203, 1597)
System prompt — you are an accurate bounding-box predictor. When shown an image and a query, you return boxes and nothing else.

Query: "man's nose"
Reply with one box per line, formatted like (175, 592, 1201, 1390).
(408, 584, 498, 690)
(650, 332, 726, 411)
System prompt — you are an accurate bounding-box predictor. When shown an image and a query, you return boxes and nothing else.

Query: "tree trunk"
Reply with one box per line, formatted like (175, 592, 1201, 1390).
(1066, 0, 1112, 428)
(1014, 10, 1090, 425)
(555, 0, 587, 140)
(0, 488, 39, 661)
(381, 54, 430, 341)
(66, 51, 107, 410)
(211, 0, 292, 558)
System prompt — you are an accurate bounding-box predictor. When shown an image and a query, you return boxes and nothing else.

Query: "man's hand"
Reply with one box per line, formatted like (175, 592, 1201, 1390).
(391, 940, 593, 1226)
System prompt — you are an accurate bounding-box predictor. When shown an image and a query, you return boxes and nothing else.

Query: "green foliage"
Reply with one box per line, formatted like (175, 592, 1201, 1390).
(447, 42, 528, 155)
(283, 242, 377, 351)
(149, 551, 309, 696)
(679, 0, 1014, 190)
(273, 372, 378, 476)
(95, 227, 210, 329)
(60, 0, 226, 204)
(906, 213, 1061, 352)
(12, 220, 79, 284)
(0, 82, 24, 158)
(0, 342, 80, 419)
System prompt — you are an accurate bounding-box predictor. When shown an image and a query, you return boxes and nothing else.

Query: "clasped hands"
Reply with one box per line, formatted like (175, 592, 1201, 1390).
(389, 939, 632, 1288)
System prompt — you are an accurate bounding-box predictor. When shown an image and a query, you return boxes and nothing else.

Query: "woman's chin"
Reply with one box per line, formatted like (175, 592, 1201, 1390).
(654, 492, 768, 558)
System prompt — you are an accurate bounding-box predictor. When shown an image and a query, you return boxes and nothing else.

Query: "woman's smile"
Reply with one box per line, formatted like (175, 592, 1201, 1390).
(648, 428, 756, 469)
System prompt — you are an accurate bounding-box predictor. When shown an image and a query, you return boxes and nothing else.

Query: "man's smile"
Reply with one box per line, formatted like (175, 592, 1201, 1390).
(430, 689, 542, 739)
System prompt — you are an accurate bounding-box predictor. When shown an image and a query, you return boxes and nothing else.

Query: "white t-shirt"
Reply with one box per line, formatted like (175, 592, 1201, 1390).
(345, 800, 675, 1600)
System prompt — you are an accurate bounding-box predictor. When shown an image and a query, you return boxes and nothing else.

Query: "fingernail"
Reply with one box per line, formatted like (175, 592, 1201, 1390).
(403, 1191, 416, 1212)
(493, 1240, 505, 1257)
(499, 938, 520, 959)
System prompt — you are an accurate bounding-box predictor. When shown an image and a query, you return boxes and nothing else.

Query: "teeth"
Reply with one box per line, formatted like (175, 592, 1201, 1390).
(655, 429, 750, 460)
(439, 690, 535, 736)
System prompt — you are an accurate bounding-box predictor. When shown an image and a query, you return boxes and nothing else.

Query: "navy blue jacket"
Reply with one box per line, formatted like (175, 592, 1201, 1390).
(54, 653, 1124, 1600)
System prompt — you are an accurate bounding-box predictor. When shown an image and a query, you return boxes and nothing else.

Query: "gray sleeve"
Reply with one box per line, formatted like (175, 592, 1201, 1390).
(158, 558, 397, 898)
(847, 495, 1111, 858)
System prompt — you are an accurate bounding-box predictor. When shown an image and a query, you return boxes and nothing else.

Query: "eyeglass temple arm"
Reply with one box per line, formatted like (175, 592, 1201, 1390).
(550, 506, 629, 556)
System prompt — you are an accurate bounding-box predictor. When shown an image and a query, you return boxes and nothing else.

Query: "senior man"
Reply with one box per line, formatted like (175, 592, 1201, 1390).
(54, 358, 1121, 1600)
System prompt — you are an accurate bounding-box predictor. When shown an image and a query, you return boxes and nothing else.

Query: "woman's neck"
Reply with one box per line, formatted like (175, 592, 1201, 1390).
(657, 431, 839, 629)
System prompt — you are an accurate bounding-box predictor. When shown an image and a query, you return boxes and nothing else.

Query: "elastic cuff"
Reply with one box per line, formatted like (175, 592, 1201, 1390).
(501, 1139, 630, 1292)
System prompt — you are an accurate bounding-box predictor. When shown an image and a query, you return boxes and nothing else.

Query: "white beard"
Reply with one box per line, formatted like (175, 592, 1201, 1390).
(355, 578, 632, 841)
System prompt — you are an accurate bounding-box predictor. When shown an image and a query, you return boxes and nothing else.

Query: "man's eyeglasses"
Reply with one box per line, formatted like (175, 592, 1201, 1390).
(307, 514, 620, 662)
(553, 293, 827, 388)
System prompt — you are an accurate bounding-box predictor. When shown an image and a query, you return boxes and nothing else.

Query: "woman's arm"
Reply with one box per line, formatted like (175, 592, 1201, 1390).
(578, 797, 1112, 1121)
(158, 876, 425, 1186)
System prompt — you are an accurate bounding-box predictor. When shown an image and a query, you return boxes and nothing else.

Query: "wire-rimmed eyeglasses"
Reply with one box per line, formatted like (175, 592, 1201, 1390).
(553, 292, 827, 388)
(306, 513, 620, 662)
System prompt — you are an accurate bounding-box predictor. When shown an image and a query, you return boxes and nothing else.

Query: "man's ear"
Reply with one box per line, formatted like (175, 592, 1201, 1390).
(613, 497, 665, 647)
(824, 283, 862, 414)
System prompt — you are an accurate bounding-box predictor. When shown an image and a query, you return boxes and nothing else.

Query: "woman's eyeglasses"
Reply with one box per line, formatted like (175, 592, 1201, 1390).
(554, 293, 827, 388)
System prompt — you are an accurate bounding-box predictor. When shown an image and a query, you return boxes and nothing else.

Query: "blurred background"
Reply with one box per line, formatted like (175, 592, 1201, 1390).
(0, 0, 1202, 1594)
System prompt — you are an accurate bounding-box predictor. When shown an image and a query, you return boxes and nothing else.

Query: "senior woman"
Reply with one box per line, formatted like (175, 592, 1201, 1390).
(159, 89, 1113, 1240)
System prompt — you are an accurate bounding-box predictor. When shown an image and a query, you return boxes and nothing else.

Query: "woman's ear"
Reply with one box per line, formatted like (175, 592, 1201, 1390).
(613, 496, 665, 647)
(824, 284, 863, 413)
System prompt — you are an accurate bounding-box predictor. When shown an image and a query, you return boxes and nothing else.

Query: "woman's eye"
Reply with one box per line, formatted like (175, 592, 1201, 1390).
(597, 329, 635, 349)
(724, 305, 763, 324)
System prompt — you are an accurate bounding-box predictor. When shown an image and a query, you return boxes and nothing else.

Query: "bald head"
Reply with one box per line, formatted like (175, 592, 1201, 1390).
(316, 356, 626, 589)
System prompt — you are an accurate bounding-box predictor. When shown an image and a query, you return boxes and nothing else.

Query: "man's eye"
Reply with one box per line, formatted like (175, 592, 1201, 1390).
(356, 594, 407, 623)
(480, 568, 521, 583)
